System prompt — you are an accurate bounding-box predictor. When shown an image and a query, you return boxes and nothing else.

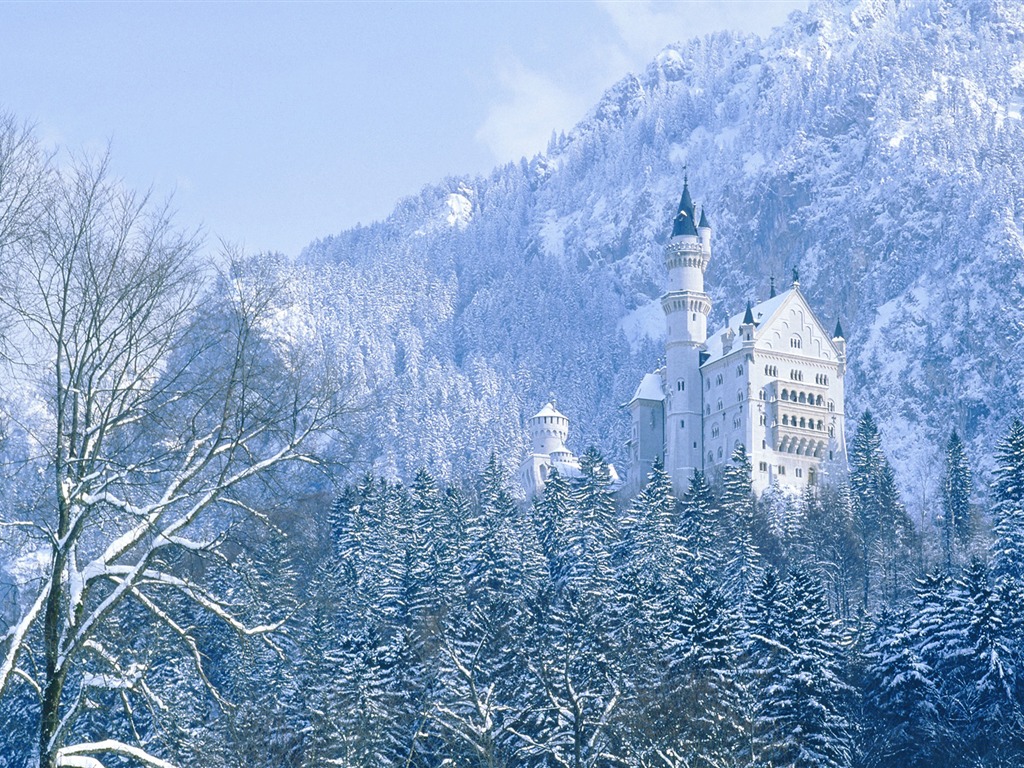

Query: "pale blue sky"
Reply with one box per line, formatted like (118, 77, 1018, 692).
(0, 1, 806, 256)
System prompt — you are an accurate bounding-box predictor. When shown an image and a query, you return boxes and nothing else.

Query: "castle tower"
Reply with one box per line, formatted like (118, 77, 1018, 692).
(662, 180, 711, 495)
(518, 402, 582, 497)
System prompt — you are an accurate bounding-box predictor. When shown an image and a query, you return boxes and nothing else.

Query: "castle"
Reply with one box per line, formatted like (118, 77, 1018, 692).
(626, 180, 847, 496)
(519, 181, 847, 499)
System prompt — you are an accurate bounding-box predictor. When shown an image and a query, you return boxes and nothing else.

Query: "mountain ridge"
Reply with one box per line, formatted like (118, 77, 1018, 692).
(298, 0, 1024, 507)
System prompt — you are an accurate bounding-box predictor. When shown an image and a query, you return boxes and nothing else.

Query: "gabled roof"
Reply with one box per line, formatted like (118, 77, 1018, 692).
(701, 287, 841, 366)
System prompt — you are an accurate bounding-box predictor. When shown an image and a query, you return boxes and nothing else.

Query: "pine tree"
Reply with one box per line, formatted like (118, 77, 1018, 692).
(680, 470, 720, 581)
(861, 612, 944, 767)
(992, 419, 1024, 583)
(719, 445, 764, 604)
(940, 430, 973, 572)
(849, 411, 916, 610)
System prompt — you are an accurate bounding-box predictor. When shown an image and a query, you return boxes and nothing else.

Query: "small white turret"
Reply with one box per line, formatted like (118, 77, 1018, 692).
(529, 402, 570, 455)
(519, 401, 583, 497)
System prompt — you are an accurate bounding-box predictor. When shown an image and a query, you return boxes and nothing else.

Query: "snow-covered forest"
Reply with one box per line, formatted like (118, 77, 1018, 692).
(3, 0, 1024, 764)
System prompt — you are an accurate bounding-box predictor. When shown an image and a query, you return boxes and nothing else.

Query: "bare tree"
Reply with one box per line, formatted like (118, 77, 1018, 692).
(0, 147, 353, 767)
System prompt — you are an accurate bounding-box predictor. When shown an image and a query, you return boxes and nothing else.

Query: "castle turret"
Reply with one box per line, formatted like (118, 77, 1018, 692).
(519, 401, 582, 497)
(661, 178, 711, 495)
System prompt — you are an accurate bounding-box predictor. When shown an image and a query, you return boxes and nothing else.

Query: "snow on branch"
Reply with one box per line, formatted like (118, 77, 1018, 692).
(57, 740, 178, 768)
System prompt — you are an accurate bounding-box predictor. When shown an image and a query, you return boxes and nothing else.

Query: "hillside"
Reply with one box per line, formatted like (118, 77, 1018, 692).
(296, 0, 1024, 502)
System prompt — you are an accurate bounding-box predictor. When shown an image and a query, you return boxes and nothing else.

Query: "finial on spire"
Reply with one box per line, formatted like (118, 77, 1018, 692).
(769, 276, 776, 298)
(792, 266, 800, 285)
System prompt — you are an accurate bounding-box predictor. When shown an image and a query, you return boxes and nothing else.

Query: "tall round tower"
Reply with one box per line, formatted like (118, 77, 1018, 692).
(662, 180, 711, 495)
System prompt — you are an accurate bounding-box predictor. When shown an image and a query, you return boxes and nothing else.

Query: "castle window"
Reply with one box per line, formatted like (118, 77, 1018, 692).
(706, 405, 711, 416)
(759, 414, 766, 426)
(781, 388, 789, 400)
(817, 420, 824, 431)
(759, 461, 768, 472)
(716, 374, 723, 386)
(736, 365, 743, 377)
(734, 415, 741, 428)
(712, 425, 720, 438)
(677, 379, 685, 391)
(828, 400, 835, 412)
(790, 336, 802, 349)
(809, 468, 816, 485)
(762, 440, 767, 449)
(830, 450, 834, 460)
(799, 417, 806, 428)
(829, 425, 835, 436)
(778, 465, 786, 475)
(716, 399, 723, 411)
(737, 391, 743, 402)
(795, 468, 803, 478)
(706, 380, 711, 391)
(718, 447, 723, 458)
(782, 415, 789, 426)
(798, 392, 806, 404)
(708, 452, 714, 464)
(680, 419, 685, 429)
(816, 395, 824, 406)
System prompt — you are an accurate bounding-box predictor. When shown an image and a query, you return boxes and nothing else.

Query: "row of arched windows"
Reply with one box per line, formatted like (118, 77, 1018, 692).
(780, 389, 825, 406)
(790, 369, 804, 382)
(781, 414, 826, 431)
(764, 365, 778, 377)
(815, 373, 829, 385)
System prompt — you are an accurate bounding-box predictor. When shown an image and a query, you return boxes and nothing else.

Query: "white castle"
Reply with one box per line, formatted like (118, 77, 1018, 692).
(627, 180, 847, 496)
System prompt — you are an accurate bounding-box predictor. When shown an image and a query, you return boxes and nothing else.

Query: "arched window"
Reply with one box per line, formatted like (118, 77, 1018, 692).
(781, 388, 789, 400)
(828, 400, 835, 412)
(737, 391, 743, 402)
(790, 336, 802, 349)
(718, 447, 724, 458)
(736, 365, 743, 377)
(677, 379, 685, 391)
(782, 415, 789, 426)
(798, 392, 806, 404)
(712, 424, 720, 438)
(716, 374, 723, 386)
(799, 417, 806, 428)
(816, 395, 824, 406)
(706, 405, 711, 416)
(716, 399, 723, 411)
(759, 414, 766, 426)
(708, 452, 714, 463)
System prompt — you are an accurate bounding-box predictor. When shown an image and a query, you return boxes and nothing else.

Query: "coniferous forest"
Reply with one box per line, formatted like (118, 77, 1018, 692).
(8, 410, 1023, 766)
(5, 0, 1024, 764)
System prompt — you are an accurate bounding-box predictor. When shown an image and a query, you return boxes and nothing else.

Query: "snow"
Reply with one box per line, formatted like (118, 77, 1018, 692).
(446, 192, 473, 229)
(618, 298, 665, 352)
(629, 372, 665, 404)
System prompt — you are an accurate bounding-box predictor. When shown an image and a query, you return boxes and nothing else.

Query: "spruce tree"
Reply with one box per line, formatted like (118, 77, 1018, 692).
(992, 419, 1024, 583)
(940, 430, 973, 572)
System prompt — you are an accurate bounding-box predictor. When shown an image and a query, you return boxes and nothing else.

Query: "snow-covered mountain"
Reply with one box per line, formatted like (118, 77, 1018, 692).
(298, 0, 1024, 500)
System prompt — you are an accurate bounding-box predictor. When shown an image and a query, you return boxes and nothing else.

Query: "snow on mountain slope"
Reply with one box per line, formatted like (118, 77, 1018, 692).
(299, 0, 1024, 502)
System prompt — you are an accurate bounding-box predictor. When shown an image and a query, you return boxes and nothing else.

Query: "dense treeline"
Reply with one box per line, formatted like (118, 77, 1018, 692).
(39, 411, 1007, 768)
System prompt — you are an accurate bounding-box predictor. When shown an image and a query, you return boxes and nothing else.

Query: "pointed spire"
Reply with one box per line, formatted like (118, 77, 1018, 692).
(742, 300, 755, 325)
(698, 205, 711, 230)
(792, 266, 800, 286)
(769, 276, 776, 298)
(671, 177, 698, 237)
(833, 318, 845, 339)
